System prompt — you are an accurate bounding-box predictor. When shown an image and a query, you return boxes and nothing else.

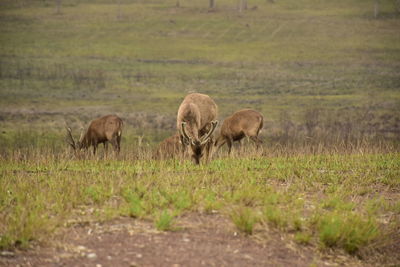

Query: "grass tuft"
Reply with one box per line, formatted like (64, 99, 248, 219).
(155, 210, 175, 231)
(263, 205, 288, 230)
(294, 232, 312, 245)
(317, 212, 380, 254)
(231, 207, 258, 235)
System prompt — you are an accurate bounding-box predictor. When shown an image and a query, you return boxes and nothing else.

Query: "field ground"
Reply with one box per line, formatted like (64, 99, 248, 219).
(1, 0, 400, 266)
(0, 0, 399, 143)
(0, 214, 374, 267)
(1, 151, 399, 266)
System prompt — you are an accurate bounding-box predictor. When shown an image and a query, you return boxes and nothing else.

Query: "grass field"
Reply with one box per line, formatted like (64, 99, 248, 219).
(0, 0, 399, 140)
(1, 149, 399, 258)
(0, 0, 400, 265)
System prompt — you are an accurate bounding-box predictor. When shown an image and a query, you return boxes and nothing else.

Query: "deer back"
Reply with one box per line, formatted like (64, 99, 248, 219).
(154, 133, 181, 159)
(81, 115, 123, 146)
(221, 109, 263, 137)
(177, 93, 218, 141)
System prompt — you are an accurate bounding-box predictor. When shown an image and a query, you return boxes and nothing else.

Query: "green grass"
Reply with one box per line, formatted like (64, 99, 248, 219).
(155, 210, 176, 231)
(316, 212, 379, 254)
(231, 207, 259, 235)
(0, 149, 399, 257)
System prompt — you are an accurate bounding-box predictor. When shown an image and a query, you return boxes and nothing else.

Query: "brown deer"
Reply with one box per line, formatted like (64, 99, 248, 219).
(177, 93, 218, 164)
(152, 133, 181, 160)
(66, 114, 123, 155)
(214, 109, 263, 154)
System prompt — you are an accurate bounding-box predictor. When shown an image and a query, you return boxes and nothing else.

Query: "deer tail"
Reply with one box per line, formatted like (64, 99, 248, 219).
(118, 119, 123, 137)
(258, 116, 264, 134)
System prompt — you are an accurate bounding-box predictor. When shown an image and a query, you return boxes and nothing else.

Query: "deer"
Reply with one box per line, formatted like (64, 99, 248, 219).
(66, 114, 123, 155)
(152, 133, 181, 160)
(214, 109, 263, 154)
(177, 93, 218, 165)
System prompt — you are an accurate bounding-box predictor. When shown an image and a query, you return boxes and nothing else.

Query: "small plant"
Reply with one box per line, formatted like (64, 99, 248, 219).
(203, 192, 222, 213)
(317, 212, 380, 254)
(233, 188, 263, 207)
(292, 217, 303, 231)
(155, 210, 175, 231)
(84, 186, 105, 204)
(122, 190, 144, 218)
(231, 207, 258, 235)
(321, 196, 355, 212)
(129, 196, 144, 218)
(171, 191, 192, 211)
(294, 232, 312, 245)
(263, 205, 288, 230)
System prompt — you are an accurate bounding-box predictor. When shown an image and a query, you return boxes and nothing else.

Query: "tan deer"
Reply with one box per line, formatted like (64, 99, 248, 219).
(177, 93, 218, 164)
(66, 114, 123, 155)
(214, 109, 263, 154)
(152, 133, 181, 160)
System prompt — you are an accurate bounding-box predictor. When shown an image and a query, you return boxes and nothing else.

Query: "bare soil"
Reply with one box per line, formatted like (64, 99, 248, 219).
(0, 213, 370, 267)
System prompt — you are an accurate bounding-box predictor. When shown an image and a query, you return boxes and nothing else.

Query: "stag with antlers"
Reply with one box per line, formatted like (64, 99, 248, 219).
(177, 93, 218, 164)
(66, 114, 123, 155)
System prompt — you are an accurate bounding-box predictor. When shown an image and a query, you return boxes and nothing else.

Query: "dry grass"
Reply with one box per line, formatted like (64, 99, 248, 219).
(1, 140, 399, 266)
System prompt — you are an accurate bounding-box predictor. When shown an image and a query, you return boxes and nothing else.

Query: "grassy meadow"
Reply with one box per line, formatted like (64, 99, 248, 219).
(0, 0, 400, 264)
(1, 149, 399, 261)
(0, 0, 399, 140)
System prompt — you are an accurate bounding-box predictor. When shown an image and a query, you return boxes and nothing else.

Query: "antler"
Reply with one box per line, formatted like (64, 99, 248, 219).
(65, 126, 76, 150)
(200, 120, 218, 145)
(78, 121, 86, 143)
(180, 122, 192, 145)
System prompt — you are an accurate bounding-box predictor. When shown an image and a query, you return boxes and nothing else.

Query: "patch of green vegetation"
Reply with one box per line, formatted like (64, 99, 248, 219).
(155, 210, 176, 231)
(231, 207, 259, 235)
(316, 212, 379, 254)
(1, 150, 398, 255)
(123, 190, 145, 218)
(0, 0, 399, 141)
(295, 232, 312, 245)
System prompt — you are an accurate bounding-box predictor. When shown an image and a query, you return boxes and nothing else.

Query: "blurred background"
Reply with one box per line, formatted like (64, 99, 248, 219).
(0, 0, 399, 154)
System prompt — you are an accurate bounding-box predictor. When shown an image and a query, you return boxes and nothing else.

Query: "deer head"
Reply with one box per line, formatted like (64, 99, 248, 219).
(181, 120, 218, 164)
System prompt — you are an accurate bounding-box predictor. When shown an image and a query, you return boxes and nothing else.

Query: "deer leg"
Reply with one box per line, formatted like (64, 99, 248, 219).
(93, 144, 97, 155)
(110, 138, 119, 155)
(179, 135, 186, 160)
(215, 139, 226, 154)
(104, 142, 109, 154)
(116, 135, 121, 154)
(227, 138, 233, 155)
(205, 137, 214, 163)
(250, 136, 263, 150)
(237, 138, 243, 155)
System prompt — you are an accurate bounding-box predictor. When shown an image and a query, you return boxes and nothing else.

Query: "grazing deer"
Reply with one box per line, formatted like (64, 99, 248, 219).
(152, 133, 181, 160)
(214, 109, 263, 154)
(177, 93, 218, 164)
(66, 114, 123, 155)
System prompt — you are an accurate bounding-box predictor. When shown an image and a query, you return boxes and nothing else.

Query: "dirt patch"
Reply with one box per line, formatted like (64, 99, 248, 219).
(0, 213, 368, 267)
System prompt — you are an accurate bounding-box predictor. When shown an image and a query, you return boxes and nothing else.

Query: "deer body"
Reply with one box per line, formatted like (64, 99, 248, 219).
(215, 109, 263, 154)
(177, 93, 218, 164)
(67, 114, 123, 155)
(153, 133, 181, 160)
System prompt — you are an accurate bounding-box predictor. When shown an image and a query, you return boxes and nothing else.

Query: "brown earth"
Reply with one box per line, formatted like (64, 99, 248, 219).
(0, 213, 370, 267)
